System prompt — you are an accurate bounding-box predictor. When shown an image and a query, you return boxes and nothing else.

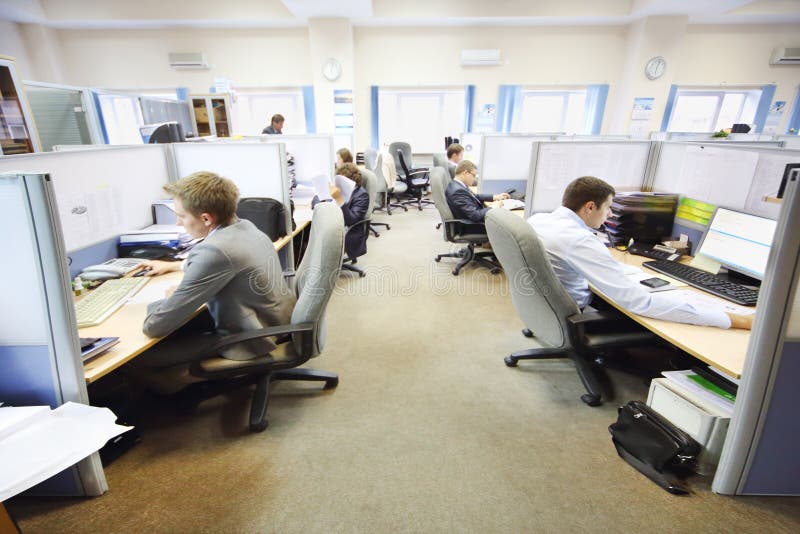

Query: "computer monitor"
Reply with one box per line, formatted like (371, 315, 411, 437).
(140, 122, 185, 144)
(695, 207, 777, 281)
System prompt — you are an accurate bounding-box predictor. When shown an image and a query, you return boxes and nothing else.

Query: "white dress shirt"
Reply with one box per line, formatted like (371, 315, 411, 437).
(529, 206, 731, 329)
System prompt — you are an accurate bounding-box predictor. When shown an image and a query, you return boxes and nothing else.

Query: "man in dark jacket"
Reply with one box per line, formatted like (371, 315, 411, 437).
(262, 114, 284, 134)
(445, 160, 509, 223)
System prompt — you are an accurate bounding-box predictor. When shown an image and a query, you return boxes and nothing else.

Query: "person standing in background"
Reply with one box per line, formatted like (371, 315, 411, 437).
(262, 114, 284, 134)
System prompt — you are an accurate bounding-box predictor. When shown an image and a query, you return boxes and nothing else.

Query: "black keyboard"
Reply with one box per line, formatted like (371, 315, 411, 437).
(643, 260, 759, 306)
(626, 243, 682, 262)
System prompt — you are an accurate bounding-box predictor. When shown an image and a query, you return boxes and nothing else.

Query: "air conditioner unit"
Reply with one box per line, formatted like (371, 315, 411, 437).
(770, 47, 800, 65)
(168, 52, 209, 70)
(461, 49, 502, 67)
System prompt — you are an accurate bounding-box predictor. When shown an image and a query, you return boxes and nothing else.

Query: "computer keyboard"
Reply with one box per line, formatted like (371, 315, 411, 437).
(643, 260, 759, 306)
(75, 277, 149, 327)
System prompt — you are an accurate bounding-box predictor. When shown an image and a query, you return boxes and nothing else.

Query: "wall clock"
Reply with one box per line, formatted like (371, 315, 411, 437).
(645, 56, 666, 80)
(323, 58, 342, 82)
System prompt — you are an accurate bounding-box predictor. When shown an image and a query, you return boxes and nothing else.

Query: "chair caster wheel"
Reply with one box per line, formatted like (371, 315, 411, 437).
(324, 377, 339, 389)
(452, 269, 460, 276)
(386, 225, 391, 230)
(435, 257, 442, 262)
(491, 268, 501, 275)
(504, 356, 518, 367)
(522, 328, 534, 338)
(581, 394, 602, 407)
(250, 420, 269, 432)
(359, 271, 366, 278)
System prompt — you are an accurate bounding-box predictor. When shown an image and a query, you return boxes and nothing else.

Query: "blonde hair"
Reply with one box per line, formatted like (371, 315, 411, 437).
(455, 160, 477, 176)
(164, 171, 240, 225)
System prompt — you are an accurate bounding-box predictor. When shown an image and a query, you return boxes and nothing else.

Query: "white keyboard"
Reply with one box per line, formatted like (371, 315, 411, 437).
(75, 277, 149, 328)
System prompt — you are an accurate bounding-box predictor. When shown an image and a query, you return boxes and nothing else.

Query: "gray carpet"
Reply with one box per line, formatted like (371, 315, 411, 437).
(9, 207, 800, 533)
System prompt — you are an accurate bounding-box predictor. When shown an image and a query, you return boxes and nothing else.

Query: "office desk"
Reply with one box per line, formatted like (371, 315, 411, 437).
(81, 217, 312, 384)
(592, 249, 751, 379)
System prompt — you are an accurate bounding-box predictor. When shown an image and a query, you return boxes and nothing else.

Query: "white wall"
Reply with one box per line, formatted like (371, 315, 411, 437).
(2, 20, 799, 149)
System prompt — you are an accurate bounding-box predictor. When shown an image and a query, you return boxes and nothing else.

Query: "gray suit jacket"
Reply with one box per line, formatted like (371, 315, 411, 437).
(143, 219, 296, 360)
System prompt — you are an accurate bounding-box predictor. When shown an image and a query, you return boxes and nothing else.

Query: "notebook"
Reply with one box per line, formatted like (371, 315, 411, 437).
(79, 337, 120, 362)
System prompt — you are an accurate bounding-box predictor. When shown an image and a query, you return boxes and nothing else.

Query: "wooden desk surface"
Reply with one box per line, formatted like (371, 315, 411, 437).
(596, 249, 751, 379)
(81, 216, 313, 384)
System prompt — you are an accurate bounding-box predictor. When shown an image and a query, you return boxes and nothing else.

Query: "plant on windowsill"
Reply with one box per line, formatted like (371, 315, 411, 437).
(712, 129, 729, 138)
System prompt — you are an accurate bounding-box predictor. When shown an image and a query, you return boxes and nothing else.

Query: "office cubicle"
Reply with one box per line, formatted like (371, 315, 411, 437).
(23, 82, 104, 151)
(526, 141, 654, 215)
(478, 133, 557, 195)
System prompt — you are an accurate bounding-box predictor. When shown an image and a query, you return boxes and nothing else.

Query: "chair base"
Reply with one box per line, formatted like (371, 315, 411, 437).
(370, 222, 390, 238)
(342, 260, 366, 277)
(435, 245, 501, 276)
(504, 347, 603, 407)
(250, 368, 339, 432)
(401, 197, 435, 211)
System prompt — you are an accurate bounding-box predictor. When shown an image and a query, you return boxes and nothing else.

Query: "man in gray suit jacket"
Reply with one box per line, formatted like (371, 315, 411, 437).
(133, 171, 296, 392)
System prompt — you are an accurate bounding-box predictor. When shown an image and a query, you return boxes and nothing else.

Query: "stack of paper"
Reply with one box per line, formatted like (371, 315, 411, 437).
(676, 197, 716, 225)
(661, 370, 734, 416)
(605, 192, 679, 247)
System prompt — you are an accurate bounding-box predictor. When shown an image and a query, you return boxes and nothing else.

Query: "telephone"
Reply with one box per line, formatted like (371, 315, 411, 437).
(79, 258, 145, 281)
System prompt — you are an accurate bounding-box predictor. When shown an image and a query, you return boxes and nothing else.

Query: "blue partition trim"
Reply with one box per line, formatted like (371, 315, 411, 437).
(743, 341, 800, 495)
(92, 91, 109, 144)
(371, 86, 380, 149)
(0, 345, 58, 407)
(176, 87, 190, 102)
(753, 84, 777, 134)
(302, 86, 316, 134)
(787, 87, 800, 134)
(585, 84, 609, 135)
(660, 85, 679, 132)
(496, 85, 520, 133)
(671, 221, 705, 255)
(67, 237, 120, 278)
(464, 85, 476, 133)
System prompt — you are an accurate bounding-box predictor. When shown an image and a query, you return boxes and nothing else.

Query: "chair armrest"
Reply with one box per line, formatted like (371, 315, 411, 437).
(567, 311, 622, 326)
(345, 218, 371, 236)
(207, 322, 315, 355)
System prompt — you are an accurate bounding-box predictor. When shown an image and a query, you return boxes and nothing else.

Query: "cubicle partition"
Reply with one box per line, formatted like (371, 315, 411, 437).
(649, 142, 800, 248)
(0, 145, 173, 275)
(526, 141, 653, 215)
(172, 142, 294, 265)
(250, 134, 334, 186)
(0, 172, 106, 496)
(478, 133, 556, 195)
(459, 132, 483, 165)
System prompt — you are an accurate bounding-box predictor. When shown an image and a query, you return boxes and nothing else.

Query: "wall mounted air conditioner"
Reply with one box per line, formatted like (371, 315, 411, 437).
(770, 47, 800, 65)
(168, 52, 210, 70)
(461, 49, 502, 67)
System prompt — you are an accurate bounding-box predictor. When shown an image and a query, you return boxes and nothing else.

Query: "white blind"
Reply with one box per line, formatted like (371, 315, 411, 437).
(379, 89, 465, 153)
(231, 90, 306, 135)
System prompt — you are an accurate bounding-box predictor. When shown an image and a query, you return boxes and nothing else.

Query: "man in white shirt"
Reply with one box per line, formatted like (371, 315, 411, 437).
(528, 176, 753, 330)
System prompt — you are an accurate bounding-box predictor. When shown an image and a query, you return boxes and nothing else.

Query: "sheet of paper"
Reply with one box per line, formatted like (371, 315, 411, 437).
(0, 406, 50, 442)
(311, 174, 332, 201)
(334, 174, 356, 205)
(0, 402, 132, 501)
(689, 253, 722, 274)
(125, 277, 175, 304)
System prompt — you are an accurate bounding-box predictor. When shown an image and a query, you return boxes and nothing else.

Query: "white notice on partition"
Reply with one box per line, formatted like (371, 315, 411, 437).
(676, 146, 758, 210)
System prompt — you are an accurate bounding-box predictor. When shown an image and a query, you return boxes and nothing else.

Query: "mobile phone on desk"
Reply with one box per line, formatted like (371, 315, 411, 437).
(505, 188, 516, 195)
(640, 277, 670, 289)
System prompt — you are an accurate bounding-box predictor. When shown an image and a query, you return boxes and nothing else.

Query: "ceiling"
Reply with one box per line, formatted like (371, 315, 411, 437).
(0, 0, 799, 29)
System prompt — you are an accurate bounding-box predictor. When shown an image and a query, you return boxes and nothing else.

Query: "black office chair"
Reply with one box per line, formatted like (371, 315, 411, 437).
(485, 208, 658, 406)
(187, 202, 344, 431)
(389, 141, 433, 211)
(236, 197, 290, 241)
(341, 170, 377, 277)
(430, 167, 500, 276)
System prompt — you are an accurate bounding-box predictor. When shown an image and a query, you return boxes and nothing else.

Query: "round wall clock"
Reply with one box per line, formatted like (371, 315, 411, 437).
(323, 58, 342, 82)
(645, 56, 667, 81)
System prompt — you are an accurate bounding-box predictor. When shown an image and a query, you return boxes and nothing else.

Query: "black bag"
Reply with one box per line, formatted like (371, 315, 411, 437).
(237, 197, 291, 241)
(608, 401, 701, 494)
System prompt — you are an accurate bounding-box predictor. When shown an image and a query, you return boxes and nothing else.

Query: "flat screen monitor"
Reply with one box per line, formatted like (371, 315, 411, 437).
(141, 122, 185, 144)
(696, 207, 777, 281)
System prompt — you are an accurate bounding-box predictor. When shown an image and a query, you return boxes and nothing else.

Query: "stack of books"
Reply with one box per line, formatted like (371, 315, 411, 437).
(604, 192, 679, 247)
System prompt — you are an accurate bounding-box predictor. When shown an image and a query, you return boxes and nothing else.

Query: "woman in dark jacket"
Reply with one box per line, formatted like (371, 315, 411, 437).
(337, 162, 369, 259)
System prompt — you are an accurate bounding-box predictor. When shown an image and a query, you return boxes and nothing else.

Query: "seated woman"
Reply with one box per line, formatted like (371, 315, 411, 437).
(312, 162, 369, 260)
(336, 147, 353, 168)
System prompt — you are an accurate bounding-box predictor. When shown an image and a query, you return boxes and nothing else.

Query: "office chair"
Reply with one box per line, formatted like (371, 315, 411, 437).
(362, 150, 390, 236)
(341, 169, 376, 277)
(430, 167, 500, 276)
(376, 151, 408, 215)
(236, 197, 289, 241)
(187, 202, 344, 432)
(484, 208, 658, 406)
(389, 141, 433, 211)
(432, 153, 455, 179)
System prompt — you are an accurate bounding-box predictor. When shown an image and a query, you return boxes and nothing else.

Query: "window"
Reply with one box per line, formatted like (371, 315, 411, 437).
(379, 88, 465, 153)
(513, 89, 587, 133)
(231, 89, 306, 135)
(667, 88, 761, 132)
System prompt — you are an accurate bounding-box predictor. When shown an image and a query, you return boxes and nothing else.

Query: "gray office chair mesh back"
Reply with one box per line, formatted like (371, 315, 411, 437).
(292, 202, 344, 356)
(360, 168, 378, 217)
(432, 153, 449, 171)
(364, 148, 378, 171)
(485, 208, 579, 348)
(431, 167, 454, 233)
